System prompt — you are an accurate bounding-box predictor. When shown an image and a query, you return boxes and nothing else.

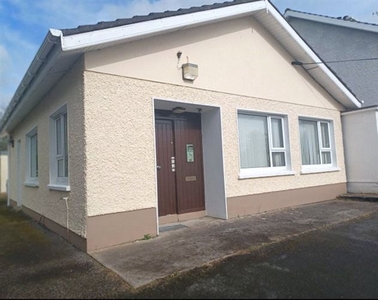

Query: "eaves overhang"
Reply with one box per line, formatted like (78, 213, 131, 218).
(60, 1, 267, 52)
(284, 9, 378, 33)
(0, 0, 361, 135)
(341, 105, 378, 116)
(0, 0, 266, 135)
(0, 29, 82, 135)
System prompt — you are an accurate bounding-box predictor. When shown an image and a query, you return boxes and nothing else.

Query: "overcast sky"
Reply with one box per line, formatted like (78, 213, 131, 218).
(1, 0, 377, 111)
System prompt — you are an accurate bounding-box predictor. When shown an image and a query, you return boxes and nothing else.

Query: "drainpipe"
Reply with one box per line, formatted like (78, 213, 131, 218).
(62, 196, 70, 241)
(7, 144, 10, 206)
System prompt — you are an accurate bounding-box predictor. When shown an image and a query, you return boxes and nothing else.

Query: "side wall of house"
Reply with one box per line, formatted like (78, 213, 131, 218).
(342, 108, 378, 193)
(8, 58, 87, 250)
(0, 152, 8, 193)
(83, 16, 347, 250)
(287, 18, 378, 107)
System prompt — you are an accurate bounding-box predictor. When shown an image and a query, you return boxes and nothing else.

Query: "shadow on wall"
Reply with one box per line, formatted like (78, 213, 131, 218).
(0, 151, 8, 194)
(0, 192, 7, 203)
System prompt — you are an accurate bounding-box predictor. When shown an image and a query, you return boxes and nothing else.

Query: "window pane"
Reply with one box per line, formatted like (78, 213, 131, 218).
(272, 152, 285, 167)
(271, 118, 284, 148)
(56, 117, 62, 155)
(63, 113, 68, 177)
(58, 159, 64, 177)
(321, 123, 330, 148)
(239, 114, 270, 168)
(300, 120, 320, 165)
(322, 152, 332, 164)
(30, 134, 38, 177)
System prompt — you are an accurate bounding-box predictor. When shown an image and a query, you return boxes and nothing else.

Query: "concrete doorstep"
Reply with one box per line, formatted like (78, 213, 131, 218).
(89, 199, 378, 289)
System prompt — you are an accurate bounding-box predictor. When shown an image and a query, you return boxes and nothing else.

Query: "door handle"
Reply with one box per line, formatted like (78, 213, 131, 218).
(157, 166, 161, 170)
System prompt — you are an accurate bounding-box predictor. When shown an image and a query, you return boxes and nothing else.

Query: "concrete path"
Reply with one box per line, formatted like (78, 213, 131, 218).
(90, 200, 378, 288)
(137, 211, 378, 299)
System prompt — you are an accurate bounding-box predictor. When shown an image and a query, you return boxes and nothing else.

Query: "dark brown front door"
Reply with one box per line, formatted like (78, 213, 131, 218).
(155, 112, 205, 217)
(156, 120, 177, 216)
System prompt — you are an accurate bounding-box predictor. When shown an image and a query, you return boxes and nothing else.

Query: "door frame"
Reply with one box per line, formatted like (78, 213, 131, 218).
(155, 111, 206, 216)
(153, 98, 228, 234)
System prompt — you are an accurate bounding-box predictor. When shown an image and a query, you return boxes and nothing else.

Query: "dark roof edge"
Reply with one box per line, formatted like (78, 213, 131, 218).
(61, 0, 262, 36)
(0, 30, 62, 135)
(284, 8, 378, 28)
(342, 104, 378, 115)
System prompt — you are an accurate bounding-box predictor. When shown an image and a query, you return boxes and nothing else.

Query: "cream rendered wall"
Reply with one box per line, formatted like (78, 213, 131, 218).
(84, 73, 157, 217)
(342, 108, 378, 193)
(8, 58, 87, 237)
(86, 16, 344, 111)
(85, 72, 346, 216)
(84, 16, 347, 217)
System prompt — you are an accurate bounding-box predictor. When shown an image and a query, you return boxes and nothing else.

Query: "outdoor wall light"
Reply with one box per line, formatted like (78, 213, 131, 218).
(177, 52, 198, 82)
(182, 62, 199, 81)
(172, 106, 186, 114)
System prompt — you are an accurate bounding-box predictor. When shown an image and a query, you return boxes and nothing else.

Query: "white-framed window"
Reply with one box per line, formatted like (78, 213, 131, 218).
(48, 105, 69, 191)
(25, 127, 38, 187)
(238, 111, 293, 178)
(299, 118, 338, 173)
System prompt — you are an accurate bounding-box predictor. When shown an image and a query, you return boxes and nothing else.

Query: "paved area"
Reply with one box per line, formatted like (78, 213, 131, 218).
(2, 196, 378, 298)
(90, 199, 378, 288)
(137, 211, 378, 299)
(0, 198, 133, 299)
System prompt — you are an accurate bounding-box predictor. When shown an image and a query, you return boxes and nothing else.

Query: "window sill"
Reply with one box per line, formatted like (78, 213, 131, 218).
(47, 184, 71, 192)
(24, 182, 39, 188)
(239, 170, 296, 179)
(300, 167, 341, 175)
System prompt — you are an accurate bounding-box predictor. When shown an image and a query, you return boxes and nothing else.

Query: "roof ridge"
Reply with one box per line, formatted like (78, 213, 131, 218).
(285, 8, 378, 27)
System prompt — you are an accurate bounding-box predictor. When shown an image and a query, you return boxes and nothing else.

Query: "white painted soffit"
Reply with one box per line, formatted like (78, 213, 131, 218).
(60, 1, 266, 52)
(285, 10, 378, 33)
(0, 30, 64, 134)
(255, 3, 361, 109)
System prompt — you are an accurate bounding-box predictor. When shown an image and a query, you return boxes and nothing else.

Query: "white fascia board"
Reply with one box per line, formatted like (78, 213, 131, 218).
(267, 3, 361, 109)
(285, 10, 378, 33)
(61, 1, 266, 51)
(0, 29, 62, 134)
(2, 33, 63, 133)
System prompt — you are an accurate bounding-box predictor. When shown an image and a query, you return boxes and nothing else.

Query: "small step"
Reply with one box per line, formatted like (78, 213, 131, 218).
(159, 223, 188, 233)
(338, 193, 378, 202)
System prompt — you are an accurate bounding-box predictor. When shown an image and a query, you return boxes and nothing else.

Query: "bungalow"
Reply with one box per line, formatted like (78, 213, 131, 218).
(0, 0, 361, 252)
